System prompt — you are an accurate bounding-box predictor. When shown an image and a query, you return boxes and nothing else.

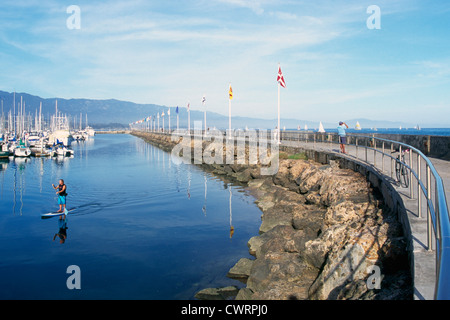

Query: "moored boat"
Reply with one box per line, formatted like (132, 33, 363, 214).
(52, 144, 74, 157)
(0, 143, 9, 158)
(14, 145, 32, 157)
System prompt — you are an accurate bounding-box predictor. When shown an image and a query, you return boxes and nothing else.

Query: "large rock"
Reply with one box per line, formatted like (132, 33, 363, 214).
(259, 207, 293, 234)
(227, 258, 254, 282)
(318, 169, 369, 207)
(246, 251, 318, 300)
(195, 286, 240, 300)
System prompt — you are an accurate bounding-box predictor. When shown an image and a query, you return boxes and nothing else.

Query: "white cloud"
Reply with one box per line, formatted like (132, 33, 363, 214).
(217, 0, 265, 14)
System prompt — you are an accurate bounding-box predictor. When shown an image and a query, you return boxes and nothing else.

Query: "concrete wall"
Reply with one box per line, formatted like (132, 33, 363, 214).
(352, 133, 450, 160)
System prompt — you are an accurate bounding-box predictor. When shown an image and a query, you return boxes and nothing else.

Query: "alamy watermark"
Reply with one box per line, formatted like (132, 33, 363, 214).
(366, 265, 381, 289)
(66, 5, 81, 30)
(66, 265, 81, 290)
(170, 122, 279, 176)
(367, 5, 381, 30)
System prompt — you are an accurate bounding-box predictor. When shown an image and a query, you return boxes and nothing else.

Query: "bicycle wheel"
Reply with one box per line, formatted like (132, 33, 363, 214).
(395, 159, 402, 186)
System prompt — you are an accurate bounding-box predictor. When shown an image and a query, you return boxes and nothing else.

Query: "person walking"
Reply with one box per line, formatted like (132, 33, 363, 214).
(337, 121, 349, 154)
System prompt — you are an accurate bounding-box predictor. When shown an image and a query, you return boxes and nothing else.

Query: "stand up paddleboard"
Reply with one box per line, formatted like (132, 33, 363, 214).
(41, 208, 76, 218)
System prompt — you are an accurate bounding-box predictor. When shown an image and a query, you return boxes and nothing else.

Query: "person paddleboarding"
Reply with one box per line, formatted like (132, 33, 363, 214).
(52, 179, 68, 216)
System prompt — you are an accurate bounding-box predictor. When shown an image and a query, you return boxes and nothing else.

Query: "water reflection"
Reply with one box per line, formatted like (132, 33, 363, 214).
(52, 216, 68, 244)
(0, 159, 8, 201)
(12, 157, 28, 216)
(187, 165, 191, 199)
(228, 183, 234, 239)
(202, 172, 207, 216)
(133, 137, 243, 240)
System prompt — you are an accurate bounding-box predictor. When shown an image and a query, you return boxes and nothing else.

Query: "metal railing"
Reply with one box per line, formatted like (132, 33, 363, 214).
(280, 130, 450, 300)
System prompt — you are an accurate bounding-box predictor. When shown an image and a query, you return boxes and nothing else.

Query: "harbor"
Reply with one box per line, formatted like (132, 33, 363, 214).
(0, 133, 263, 299)
(0, 97, 95, 160)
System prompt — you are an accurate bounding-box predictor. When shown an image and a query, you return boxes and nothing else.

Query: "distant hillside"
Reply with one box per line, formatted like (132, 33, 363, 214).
(0, 90, 418, 130)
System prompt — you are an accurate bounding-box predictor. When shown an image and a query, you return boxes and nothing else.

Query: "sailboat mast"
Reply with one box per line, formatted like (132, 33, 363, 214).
(39, 102, 42, 131)
(13, 91, 15, 134)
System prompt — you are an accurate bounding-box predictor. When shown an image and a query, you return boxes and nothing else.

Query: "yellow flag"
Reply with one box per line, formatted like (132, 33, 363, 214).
(229, 85, 233, 100)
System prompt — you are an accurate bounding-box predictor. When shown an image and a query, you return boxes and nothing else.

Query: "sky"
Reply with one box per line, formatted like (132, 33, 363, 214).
(0, 0, 449, 126)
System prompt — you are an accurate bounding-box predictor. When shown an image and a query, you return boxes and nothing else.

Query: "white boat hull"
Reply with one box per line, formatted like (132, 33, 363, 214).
(52, 146, 74, 157)
(14, 147, 32, 157)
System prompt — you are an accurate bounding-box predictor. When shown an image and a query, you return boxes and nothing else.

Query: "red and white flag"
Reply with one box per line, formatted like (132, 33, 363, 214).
(277, 65, 286, 88)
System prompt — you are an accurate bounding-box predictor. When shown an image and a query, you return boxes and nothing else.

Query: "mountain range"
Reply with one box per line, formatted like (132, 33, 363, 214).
(0, 90, 418, 130)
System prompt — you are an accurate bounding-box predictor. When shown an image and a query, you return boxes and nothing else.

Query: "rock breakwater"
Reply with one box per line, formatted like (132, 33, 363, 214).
(131, 131, 412, 300)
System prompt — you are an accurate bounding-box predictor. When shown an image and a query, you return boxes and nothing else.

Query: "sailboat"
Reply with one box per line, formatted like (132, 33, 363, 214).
(304, 124, 308, 131)
(355, 121, 362, 130)
(85, 114, 96, 136)
(318, 122, 325, 133)
(0, 142, 10, 158)
(13, 139, 31, 157)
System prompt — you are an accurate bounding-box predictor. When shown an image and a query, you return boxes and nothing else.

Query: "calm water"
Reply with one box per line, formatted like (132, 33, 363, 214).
(0, 134, 262, 299)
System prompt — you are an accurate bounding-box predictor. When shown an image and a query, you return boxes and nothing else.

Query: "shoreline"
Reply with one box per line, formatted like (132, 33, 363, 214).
(131, 131, 413, 300)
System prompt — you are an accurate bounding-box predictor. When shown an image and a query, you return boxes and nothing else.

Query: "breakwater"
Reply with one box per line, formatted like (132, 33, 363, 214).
(131, 131, 412, 300)
(96, 130, 131, 134)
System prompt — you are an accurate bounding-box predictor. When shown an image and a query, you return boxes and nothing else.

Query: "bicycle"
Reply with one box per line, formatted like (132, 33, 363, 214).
(395, 149, 410, 188)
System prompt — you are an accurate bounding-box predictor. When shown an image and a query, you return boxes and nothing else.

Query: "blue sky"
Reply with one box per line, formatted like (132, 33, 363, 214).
(0, 0, 449, 126)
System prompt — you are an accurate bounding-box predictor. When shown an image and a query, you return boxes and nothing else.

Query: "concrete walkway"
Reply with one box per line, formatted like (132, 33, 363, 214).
(280, 138, 450, 300)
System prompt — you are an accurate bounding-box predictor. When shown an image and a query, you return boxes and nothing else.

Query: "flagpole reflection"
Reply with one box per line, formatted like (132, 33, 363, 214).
(229, 183, 234, 239)
(187, 165, 191, 200)
(202, 172, 207, 216)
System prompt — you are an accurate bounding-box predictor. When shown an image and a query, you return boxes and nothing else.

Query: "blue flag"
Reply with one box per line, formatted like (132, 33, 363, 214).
(176, 106, 179, 114)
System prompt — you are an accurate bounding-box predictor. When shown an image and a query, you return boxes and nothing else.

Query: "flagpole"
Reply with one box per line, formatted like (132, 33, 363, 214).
(228, 83, 231, 139)
(168, 109, 171, 132)
(202, 95, 206, 135)
(187, 102, 191, 133)
(278, 81, 280, 144)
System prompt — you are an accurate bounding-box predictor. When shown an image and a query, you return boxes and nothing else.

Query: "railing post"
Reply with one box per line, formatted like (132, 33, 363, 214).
(418, 155, 422, 218)
(373, 140, 377, 167)
(382, 142, 385, 172)
(410, 149, 414, 199)
(391, 143, 394, 179)
(435, 181, 441, 248)
(365, 139, 368, 163)
(356, 137, 358, 159)
(427, 164, 433, 251)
